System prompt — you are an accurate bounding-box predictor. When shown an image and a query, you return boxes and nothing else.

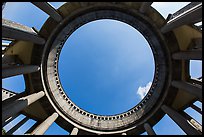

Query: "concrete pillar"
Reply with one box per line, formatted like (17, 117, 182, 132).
(31, 112, 58, 135)
(2, 19, 45, 45)
(171, 81, 202, 100)
(121, 132, 127, 135)
(70, 127, 79, 135)
(161, 3, 202, 33)
(2, 91, 45, 123)
(2, 65, 40, 79)
(7, 117, 29, 135)
(144, 123, 156, 135)
(31, 2, 62, 22)
(161, 105, 201, 135)
(172, 50, 202, 60)
(191, 104, 202, 115)
(180, 111, 202, 133)
(139, 2, 153, 13)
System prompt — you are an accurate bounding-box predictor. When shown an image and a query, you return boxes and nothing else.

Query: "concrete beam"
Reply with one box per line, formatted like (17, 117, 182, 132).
(144, 123, 156, 135)
(139, 2, 153, 13)
(171, 81, 202, 100)
(161, 3, 202, 33)
(172, 50, 202, 60)
(7, 117, 29, 135)
(2, 65, 40, 79)
(179, 111, 202, 133)
(2, 19, 45, 45)
(31, 112, 58, 135)
(2, 91, 45, 124)
(161, 105, 201, 135)
(70, 127, 79, 135)
(32, 2, 62, 22)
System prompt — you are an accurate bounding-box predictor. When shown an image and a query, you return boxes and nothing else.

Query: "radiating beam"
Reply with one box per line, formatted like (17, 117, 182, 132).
(31, 112, 58, 135)
(32, 2, 62, 22)
(172, 50, 202, 60)
(180, 111, 202, 133)
(2, 91, 45, 123)
(7, 117, 29, 135)
(2, 65, 40, 79)
(2, 19, 45, 45)
(161, 105, 201, 135)
(144, 123, 156, 135)
(171, 81, 202, 100)
(139, 2, 153, 13)
(161, 3, 202, 33)
(70, 127, 79, 135)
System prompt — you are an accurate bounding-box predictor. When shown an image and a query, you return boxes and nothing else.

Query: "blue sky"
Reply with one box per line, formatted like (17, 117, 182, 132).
(2, 2, 202, 135)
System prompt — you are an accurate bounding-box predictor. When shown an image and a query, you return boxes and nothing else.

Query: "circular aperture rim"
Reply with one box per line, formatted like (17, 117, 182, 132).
(42, 9, 169, 131)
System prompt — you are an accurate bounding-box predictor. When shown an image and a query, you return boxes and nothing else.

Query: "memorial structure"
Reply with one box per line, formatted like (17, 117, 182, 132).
(2, 2, 202, 135)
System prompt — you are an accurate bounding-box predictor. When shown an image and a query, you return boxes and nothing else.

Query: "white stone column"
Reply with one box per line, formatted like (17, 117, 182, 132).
(31, 112, 59, 135)
(161, 105, 201, 135)
(2, 91, 45, 123)
(70, 127, 79, 135)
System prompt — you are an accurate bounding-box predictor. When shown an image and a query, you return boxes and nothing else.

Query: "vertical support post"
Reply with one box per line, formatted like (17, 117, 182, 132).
(144, 123, 156, 135)
(70, 127, 79, 135)
(2, 65, 40, 79)
(2, 19, 45, 45)
(161, 3, 202, 33)
(179, 111, 202, 133)
(161, 105, 201, 135)
(2, 91, 45, 123)
(31, 112, 58, 135)
(171, 81, 202, 100)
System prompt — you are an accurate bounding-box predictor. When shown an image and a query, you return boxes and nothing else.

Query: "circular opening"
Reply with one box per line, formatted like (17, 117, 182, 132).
(58, 19, 155, 115)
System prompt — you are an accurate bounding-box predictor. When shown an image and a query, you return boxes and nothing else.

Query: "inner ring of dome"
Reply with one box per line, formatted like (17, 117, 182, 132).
(58, 19, 155, 115)
(44, 9, 168, 130)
